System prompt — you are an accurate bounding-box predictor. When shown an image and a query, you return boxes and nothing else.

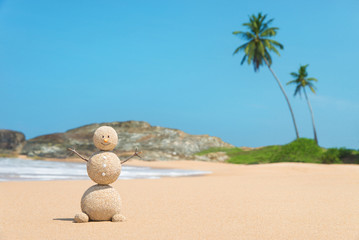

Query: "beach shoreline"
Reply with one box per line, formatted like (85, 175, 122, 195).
(1, 160, 359, 239)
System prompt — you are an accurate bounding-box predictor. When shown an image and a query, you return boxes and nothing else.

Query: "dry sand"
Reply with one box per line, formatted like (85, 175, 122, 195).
(1, 160, 359, 240)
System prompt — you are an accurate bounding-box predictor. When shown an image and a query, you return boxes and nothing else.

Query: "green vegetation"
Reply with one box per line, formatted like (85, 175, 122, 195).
(196, 138, 359, 164)
(233, 13, 300, 139)
(270, 138, 322, 163)
(226, 145, 281, 164)
(320, 148, 341, 164)
(287, 65, 319, 144)
(321, 148, 359, 164)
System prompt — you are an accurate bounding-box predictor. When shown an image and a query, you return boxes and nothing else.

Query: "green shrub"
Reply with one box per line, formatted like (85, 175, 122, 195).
(228, 145, 281, 164)
(271, 138, 323, 163)
(321, 148, 341, 164)
(337, 147, 359, 163)
(338, 147, 353, 158)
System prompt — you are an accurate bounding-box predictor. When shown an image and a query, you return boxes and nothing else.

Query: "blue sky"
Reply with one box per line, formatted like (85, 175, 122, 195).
(0, 0, 358, 149)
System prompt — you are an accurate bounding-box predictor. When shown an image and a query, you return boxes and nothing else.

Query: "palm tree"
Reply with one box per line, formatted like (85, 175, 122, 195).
(233, 13, 299, 139)
(287, 64, 318, 144)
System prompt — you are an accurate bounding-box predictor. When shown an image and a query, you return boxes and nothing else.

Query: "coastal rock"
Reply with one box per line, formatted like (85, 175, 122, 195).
(21, 133, 68, 158)
(21, 121, 234, 161)
(0, 130, 26, 154)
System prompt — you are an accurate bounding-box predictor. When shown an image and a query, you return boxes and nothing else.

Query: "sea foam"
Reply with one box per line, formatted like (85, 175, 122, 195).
(0, 158, 210, 181)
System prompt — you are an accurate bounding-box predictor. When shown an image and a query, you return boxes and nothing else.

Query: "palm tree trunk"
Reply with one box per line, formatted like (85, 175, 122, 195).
(303, 88, 318, 145)
(263, 57, 300, 139)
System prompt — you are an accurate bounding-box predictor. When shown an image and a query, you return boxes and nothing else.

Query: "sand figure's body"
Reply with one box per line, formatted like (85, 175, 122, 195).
(68, 126, 140, 223)
(87, 152, 121, 185)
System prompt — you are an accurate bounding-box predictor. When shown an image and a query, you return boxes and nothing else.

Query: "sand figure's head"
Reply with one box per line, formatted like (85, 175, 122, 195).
(93, 126, 118, 151)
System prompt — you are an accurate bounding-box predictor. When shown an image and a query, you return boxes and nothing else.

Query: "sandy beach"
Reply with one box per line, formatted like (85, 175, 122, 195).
(1, 160, 359, 240)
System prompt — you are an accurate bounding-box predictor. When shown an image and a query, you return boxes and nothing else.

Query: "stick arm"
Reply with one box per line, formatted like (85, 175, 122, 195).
(121, 147, 142, 164)
(67, 148, 89, 162)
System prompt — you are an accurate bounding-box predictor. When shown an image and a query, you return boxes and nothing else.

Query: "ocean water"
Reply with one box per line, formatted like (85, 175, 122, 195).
(0, 158, 211, 182)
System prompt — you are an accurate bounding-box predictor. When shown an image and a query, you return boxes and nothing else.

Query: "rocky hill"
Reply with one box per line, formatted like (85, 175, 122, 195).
(20, 121, 233, 161)
(0, 130, 25, 155)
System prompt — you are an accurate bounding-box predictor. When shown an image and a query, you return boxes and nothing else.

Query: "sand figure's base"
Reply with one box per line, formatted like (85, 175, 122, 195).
(74, 212, 89, 223)
(78, 184, 123, 222)
(112, 213, 126, 222)
(74, 212, 125, 223)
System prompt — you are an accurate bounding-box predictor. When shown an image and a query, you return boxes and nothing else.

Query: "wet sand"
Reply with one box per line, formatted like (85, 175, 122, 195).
(1, 160, 359, 240)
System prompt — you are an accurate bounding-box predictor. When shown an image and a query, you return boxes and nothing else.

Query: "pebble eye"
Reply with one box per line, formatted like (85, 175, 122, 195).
(102, 136, 104, 138)
(108, 135, 110, 138)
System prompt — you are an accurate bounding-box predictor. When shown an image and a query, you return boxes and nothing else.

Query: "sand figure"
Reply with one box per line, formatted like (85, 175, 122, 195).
(68, 126, 141, 223)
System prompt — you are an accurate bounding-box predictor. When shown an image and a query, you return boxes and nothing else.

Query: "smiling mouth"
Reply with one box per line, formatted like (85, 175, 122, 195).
(101, 142, 110, 145)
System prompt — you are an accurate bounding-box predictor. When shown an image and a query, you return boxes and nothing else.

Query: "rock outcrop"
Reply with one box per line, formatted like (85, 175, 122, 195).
(0, 130, 26, 155)
(21, 121, 233, 160)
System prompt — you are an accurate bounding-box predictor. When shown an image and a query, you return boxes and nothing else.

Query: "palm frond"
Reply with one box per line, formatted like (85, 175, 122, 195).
(244, 41, 253, 55)
(290, 72, 299, 77)
(233, 31, 255, 41)
(264, 18, 274, 26)
(260, 17, 274, 32)
(240, 55, 247, 65)
(258, 14, 266, 29)
(306, 82, 314, 88)
(252, 20, 258, 34)
(261, 39, 278, 56)
(264, 50, 272, 66)
(260, 13, 266, 23)
(307, 77, 318, 82)
(247, 44, 255, 65)
(294, 85, 302, 96)
(257, 41, 265, 56)
(232, 31, 243, 35)
(233, 43, 248, 55)
(266, 39, 284, 49)
(287, 80, 297, 85)
(309, 86, 316, 94)
(260, 27, 278, 37)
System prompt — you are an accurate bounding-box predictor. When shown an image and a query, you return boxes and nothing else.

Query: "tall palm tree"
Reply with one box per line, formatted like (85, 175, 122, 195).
(287, 64, 318, 144)
(233, 13, 300, 139)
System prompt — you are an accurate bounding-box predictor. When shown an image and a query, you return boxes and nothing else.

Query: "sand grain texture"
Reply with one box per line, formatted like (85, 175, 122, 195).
(1, 160, 359, 240)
